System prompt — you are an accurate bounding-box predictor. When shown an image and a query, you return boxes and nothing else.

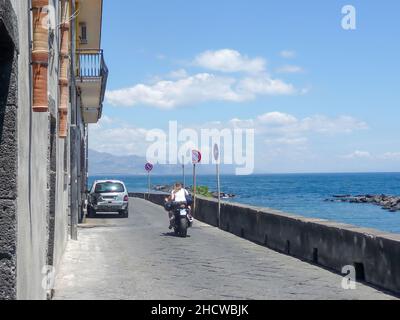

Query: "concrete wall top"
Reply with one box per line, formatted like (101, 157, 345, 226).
(200, 195, 400, 242)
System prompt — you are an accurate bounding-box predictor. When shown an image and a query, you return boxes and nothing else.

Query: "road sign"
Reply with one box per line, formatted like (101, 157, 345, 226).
(213, 144, 219, 161)
(145, 162, 153, 172)
(214, 144, 221, 227)
(192, 150, 202, 164)
(192, 150, 201, 214)
(145, 163, 153, 200)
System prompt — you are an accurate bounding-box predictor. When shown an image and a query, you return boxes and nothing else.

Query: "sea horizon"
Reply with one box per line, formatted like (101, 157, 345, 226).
(90, 171, 400, 177)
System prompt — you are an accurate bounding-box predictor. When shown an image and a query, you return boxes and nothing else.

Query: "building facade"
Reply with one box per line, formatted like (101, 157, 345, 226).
(0, 0, 107, 300)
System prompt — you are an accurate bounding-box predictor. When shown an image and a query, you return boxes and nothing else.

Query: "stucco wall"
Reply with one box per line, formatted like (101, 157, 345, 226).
(11, 0, 49, 300)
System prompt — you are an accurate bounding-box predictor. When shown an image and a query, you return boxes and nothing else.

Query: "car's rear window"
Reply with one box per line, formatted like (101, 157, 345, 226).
(95, 182, 125, 193)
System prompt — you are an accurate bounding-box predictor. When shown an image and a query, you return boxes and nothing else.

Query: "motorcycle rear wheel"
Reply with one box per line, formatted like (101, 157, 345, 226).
(179, 217, 188, 238)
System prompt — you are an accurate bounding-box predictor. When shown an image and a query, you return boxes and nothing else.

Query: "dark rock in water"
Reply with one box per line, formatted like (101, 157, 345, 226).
(328, 194, 400, 212)
(153, 185, 173, 193)
(212, 192, 236, 199)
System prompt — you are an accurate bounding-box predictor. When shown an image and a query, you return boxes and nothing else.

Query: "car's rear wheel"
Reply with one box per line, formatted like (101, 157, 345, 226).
(120, 209, 129, 218)
(87, 206, 96, 218)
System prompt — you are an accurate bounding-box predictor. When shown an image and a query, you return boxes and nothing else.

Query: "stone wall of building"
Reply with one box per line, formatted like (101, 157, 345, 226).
(0, 0, 19, 301)
(0, 0, 71, 300)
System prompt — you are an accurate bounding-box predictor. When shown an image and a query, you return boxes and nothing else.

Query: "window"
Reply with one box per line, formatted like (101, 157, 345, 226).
(79, 22, 87, 44)
(95, 182, 125, 194)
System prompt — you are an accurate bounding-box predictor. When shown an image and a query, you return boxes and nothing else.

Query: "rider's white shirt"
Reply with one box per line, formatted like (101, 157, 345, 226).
(172, 189, 188, 202)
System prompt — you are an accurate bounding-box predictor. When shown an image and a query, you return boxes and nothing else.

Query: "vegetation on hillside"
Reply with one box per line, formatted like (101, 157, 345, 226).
(192, 185, 213, 198)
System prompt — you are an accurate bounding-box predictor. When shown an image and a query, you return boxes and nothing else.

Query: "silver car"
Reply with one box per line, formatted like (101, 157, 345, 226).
(88, 180, 129, 218)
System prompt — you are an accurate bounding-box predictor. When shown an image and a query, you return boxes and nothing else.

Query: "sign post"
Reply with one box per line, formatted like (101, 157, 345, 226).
(214, 144, 221, 228)
(192, 150, 202, 214)
(145, 162, 153, 200)
(182, 155, 185, 189)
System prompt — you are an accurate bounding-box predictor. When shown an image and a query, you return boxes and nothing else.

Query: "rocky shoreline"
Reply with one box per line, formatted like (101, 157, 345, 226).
(326, 194, 400, 212)
(211, 192, 236, 199)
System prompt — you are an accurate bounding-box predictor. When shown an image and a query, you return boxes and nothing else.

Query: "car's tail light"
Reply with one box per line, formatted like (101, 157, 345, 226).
(124, 195, 129, 202)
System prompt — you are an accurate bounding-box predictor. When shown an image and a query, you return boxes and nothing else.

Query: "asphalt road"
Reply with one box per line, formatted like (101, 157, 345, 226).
(53, 198, 396, 300)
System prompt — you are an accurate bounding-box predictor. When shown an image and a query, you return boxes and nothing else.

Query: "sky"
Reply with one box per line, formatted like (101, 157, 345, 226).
(90, 0, 400, 173)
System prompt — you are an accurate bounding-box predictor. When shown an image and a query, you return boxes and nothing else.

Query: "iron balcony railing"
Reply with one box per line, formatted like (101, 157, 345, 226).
(76, 49, 109, 103)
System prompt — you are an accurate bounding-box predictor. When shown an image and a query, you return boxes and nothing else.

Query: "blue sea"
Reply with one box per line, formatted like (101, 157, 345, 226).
(89, 173, 400, 234)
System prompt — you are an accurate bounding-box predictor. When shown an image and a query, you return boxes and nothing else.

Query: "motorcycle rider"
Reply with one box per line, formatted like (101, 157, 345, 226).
(165, 182, 193, 229)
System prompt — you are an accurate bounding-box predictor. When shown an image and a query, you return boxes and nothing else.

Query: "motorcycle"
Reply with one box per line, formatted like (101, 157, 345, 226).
(168, 202, 192, 238)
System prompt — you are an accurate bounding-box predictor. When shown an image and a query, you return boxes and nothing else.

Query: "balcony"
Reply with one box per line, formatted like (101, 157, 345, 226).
(76, 49, 108, 123)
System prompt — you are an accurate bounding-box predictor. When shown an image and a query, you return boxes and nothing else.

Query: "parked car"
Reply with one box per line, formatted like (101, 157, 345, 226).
(87, 180, 129, 218)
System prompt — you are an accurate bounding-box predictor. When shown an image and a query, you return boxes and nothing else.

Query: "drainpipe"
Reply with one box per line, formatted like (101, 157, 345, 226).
(31, 0, 49, 112)
(69, 0, 78, 240)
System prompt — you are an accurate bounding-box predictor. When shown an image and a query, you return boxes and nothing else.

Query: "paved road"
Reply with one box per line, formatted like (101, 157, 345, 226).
(54, 198, 396, 300)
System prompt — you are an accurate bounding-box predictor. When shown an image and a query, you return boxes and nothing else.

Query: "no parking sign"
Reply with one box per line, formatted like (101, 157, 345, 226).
(191, 150, 202, 214)
(192, 150, 202, 164)
(145, 163, 153, 199)
(145, 163, 153, 172)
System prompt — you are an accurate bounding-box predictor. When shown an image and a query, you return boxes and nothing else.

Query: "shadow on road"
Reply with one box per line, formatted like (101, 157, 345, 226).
(88, 214, 127, 219)
(160, 232, 191, 238)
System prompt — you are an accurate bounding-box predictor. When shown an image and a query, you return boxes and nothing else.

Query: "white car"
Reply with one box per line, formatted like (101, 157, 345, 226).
(88, 180, 129, 218)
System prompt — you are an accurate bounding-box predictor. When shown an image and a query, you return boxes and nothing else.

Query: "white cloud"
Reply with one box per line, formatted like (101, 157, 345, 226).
(265, 137, 308, 146)
(280, 50, 296, 59)
(90, 112, 370, 172)
(254, 112, 368, 136)
(378, 152, 400, 160)
(98, 115, 114, 125)
(90, 117, 150, 156)
(276, 65, 304, 74)
(237, 76, 297, 96)
(342, 150, 372, 159)
(193, 49, 266, 74)
(106, 74, 297, 109)
(228, 112, 368, 157)
(106, 49, 305, 109)
(299, 115, 368, 134)
(339, 151, 400, 161)
(257, 111, 298, 126)
(188, 112, 368, 150)
(168, 69, 188, 79)
(106, 73, 246, 109)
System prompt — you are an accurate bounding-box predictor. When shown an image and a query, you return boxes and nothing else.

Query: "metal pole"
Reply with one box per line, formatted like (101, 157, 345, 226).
(193, 164, 196, 214)
(69, 0, 78, 240)
(147, 172, 151, 200)
(70, 127, 78, 240)
(182, 156, 185, 189)
(217, 162, 221, 228)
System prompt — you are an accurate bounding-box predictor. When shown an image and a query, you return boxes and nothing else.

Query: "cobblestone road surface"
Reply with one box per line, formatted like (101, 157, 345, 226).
(54, 198, 396, 300)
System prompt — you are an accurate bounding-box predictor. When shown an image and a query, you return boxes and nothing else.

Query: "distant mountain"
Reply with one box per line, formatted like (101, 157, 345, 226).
(88, 150, 149, 175)
(88, 149, 237, 176)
